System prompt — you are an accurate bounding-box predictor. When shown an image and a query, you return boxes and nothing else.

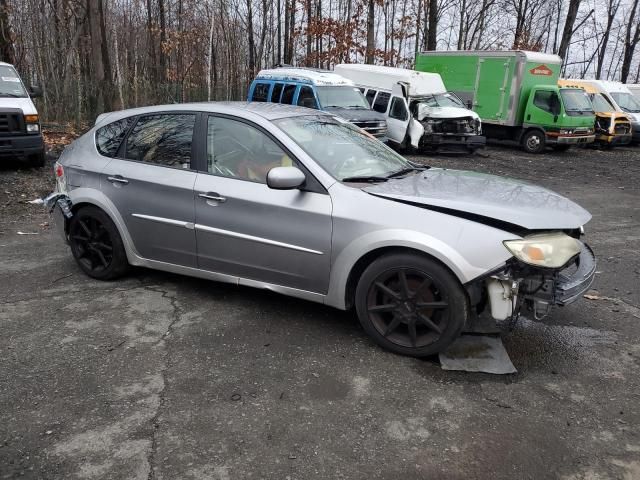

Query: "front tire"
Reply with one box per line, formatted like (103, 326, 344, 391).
(522, 130, 546, 154)
(355, 253, 468, 357)
(68, 206, 129, 280)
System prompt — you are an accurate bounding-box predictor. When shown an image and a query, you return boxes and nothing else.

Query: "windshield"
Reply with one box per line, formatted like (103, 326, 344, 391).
(589, 93, 613, 112)
(560, 88, 594, 114)
(316, 86, 371, 109)
(0, 65, 28, 98)
(610, 92, 640, 113)
(274, 115, 410, 181)
(417, 92, 465, 108)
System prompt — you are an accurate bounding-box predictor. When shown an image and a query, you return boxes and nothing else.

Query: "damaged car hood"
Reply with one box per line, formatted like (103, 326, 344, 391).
(364, 168, 591, 231)
(416, 105, 480, 121)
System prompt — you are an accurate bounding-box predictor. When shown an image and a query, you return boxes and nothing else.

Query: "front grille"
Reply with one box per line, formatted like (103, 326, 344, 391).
(573, 127, 590, 135)
(0, 111, 24, 135)
(423, 117, 479, 135)
(352, 120, 387, 137)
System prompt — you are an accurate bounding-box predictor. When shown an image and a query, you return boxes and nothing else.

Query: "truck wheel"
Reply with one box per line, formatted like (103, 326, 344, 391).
(522, 130, 546, 154)
(29, 152, 46, 168)
(355, 253, 468, 357)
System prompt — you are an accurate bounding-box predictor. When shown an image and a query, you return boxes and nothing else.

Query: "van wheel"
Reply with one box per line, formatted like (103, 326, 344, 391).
(29, 152, 45, 168)
(522, 130, 546, 154)
(68, 206, 129, 280)
(355, 253, 468, 357)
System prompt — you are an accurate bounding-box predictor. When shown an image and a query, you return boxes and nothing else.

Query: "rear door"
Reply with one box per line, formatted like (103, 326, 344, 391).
(101, 112, 198, 267)
(193, 114, 332, 293)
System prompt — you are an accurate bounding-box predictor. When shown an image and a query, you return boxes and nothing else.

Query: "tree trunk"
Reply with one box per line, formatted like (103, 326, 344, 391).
(365, 0, 375, 63)
(621, 0, 640, 82)
(426, 0, 437, 50)
(306, 0, 312, 65)
(0, 0, 14, 64)
(247, 0, 256, 75)
(557, 0, 581, 61)
(596, 0, 620, 79)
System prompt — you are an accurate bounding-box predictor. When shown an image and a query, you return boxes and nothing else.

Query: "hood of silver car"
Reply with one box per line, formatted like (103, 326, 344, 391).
(363, 168, 592, 230)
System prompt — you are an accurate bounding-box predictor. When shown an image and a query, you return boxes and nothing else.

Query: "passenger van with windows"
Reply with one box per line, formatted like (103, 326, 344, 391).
(334, 64, 485, 153)
(0, 61, 45, 167)
(247, 68, 387, 138)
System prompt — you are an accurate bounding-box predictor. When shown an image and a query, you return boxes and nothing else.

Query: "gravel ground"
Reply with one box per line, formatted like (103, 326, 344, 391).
(1, 140, 639, 480)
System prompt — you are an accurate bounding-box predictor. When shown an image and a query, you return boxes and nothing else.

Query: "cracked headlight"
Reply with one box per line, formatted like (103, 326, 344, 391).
(503, 232, 581, 268)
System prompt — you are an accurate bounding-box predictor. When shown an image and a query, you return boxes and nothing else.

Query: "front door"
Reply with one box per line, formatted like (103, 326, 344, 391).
(194, 115, 333, 293)
(386, 83, 410, 144)
(101, 112, 198, 267)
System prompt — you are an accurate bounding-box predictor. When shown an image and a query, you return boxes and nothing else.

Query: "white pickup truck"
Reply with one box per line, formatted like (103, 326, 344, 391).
(0, 61, 44, 167)
(334, 64, 485, 153)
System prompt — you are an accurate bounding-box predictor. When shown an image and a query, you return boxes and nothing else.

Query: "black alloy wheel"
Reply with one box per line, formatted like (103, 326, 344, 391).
(355, 253, 467, 357)
(68, 206, 129, 280)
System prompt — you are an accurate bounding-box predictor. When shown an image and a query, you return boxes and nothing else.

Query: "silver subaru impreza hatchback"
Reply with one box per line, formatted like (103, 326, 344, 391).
(48, 102, 596, 357)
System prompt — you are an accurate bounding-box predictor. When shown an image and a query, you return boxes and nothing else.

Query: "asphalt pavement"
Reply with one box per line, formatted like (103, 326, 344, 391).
(1, 144, 639, 479)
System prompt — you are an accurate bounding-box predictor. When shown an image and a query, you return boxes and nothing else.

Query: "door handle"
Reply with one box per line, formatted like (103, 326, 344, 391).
(107, 175, 129, 185)
(198, 192, 227, 203)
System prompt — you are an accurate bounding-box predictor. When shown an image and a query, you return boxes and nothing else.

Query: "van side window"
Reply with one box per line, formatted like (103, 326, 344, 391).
(271, 83, 284, 102)
(389, 97, 408, 121)
(125, 114, 195, 168)
(281, 84, 296, 104)
(252, 83, 270, 102)
(297, 86, 318, 109)
(365, 89, 377, 106)
(96, 117, 134, 157)
(373, 92, 390, 113)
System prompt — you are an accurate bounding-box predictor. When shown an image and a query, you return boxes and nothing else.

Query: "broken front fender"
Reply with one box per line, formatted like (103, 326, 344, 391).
(408, 118, 424, 149)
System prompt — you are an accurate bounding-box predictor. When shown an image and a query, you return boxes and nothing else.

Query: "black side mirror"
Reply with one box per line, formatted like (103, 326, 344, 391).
(29, 85, 43, 98)
(466, 100, 473, 109)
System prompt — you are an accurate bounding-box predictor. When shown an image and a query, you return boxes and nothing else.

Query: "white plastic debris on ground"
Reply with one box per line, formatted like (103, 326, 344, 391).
(439, 335, 517, 374)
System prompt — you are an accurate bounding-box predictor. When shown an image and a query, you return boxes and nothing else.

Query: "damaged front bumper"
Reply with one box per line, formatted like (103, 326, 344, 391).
(486, 241, 596, 321)
(420, 133, 486, 151)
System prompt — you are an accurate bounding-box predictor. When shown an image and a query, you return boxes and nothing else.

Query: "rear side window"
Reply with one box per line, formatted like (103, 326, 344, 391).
(281, 84, 296, 104)
(373, 91, 390, 113)
(125, 113, 196, 168)
(95, 117, 134, 157)
(297, 86, 318, 109)
(271, 83, 284, 102)
(365, 89, 377, 106)
(252, 83, 270, 102)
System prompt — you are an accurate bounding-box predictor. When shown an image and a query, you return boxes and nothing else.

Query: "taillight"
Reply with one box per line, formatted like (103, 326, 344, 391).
(54, 162, 67, 193)
(55, 163, 64, 178)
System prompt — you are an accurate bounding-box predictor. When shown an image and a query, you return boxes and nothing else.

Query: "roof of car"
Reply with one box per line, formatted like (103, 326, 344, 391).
(0, 61, 15, 67)
(255, 68, 354, 86)
(94, 101, 330, 127)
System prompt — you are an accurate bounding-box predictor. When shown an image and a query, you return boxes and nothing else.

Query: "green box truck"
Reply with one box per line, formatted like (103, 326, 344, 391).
(415, 50, 596, 153)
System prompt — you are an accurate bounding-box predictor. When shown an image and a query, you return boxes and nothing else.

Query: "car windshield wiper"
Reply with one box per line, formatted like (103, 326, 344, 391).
(386, 166, 427, 178)
(0, 93, 24, 98)
(341, 175, 389, 183)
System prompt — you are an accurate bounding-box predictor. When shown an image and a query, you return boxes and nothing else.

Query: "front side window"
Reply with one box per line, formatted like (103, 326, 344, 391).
(252, 83, 271, 102)
(0, 65, 28, 98)
(125, 113, 195, 168)
(274, 116, 409, 181)
(281, 84, 296, 104)
(96, 117, 134, 157)
(590, 93, 613, 112)
(316, 86, 370, 109)
(389, 97, 408, 120)
(207, 116, 294, 183)
(533, 91, 559, 114)
(297, 86, 318, 109)
(373, 91, 391, 113)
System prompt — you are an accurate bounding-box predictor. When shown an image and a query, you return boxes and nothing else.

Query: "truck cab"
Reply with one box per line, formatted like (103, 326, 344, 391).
(0, 62, 45, 167)
(334, 64, 485, 153)
(248, 68, 387, 139)
(559, 79, 632, 147)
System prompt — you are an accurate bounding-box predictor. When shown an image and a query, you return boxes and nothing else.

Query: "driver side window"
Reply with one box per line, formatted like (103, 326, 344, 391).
(207, 117, 294, 184)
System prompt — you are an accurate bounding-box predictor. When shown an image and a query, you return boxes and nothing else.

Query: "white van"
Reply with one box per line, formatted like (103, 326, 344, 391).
(570, 79, 640, 143)
(626, 84, 640, 101)
(334, 64, 485, 153)
(0, 62, 45, 167)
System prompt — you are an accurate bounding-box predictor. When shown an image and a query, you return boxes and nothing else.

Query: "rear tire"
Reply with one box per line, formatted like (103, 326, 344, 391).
(522, 130, 546, 154)
(68, 206, 129, 280)
(355, 253, 468, 357)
